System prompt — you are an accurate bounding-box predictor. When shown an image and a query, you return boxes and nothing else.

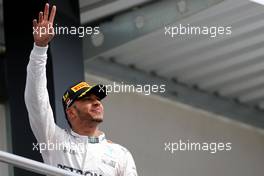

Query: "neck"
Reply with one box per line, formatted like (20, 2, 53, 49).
(72, 122, 102, 137)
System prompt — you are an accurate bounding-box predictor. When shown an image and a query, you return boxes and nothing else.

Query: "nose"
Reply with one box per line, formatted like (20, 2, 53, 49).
(93, 99, 100, 106)
(90, 96, 101, 107)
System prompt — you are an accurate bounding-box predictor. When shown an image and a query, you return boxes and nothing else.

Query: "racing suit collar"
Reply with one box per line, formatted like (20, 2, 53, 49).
(70, 130, 106, 144)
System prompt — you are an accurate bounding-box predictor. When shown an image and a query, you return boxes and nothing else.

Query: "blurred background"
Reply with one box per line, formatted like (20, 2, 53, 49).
(0, 0, 264, 175)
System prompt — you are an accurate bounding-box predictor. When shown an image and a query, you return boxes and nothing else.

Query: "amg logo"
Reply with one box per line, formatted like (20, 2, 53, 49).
(57, 164, 103, 176)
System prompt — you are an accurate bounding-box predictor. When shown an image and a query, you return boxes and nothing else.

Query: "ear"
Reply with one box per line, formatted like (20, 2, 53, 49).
(66, 107, 77, 121)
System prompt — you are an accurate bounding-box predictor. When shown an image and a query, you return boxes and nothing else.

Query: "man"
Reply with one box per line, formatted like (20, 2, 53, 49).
(25, 3, 138, 176)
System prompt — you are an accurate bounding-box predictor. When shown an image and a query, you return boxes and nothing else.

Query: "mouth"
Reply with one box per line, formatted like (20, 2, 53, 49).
(91, 108, 102, 114)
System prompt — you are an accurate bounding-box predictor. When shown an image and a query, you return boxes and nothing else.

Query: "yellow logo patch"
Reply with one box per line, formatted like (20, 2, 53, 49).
(71, 82, 90, 92)
(63, 92, 69, 101)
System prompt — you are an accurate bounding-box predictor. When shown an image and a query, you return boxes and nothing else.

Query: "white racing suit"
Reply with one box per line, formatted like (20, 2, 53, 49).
(24, 44, 138, 176)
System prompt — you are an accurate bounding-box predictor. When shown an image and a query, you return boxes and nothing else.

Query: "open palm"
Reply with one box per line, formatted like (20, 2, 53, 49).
(33, 3, 56, 47)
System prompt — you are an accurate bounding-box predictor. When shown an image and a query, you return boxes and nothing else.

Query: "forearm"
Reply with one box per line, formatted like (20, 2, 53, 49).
(25, 43, 55, 143)
(25, 43, 48, 105)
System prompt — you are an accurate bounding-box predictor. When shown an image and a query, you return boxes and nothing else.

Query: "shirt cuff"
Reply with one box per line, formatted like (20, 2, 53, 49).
(32, 43, 48, 56)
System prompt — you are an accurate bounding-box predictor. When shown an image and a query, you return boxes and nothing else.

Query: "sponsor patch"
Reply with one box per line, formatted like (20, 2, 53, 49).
(71, 82, 89, 92)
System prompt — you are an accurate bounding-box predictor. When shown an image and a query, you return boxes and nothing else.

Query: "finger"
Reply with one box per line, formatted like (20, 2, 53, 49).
(33, 19, 37, 29)
(49, 5, 56, 24)
(44, 3, 49, 21)
(48, 26, 54, 35)
(39, 12, 43, 23)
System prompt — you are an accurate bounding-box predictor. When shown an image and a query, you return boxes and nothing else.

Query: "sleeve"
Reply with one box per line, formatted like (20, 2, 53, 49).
(24, 43, 58, 144)
(121, 150, 138, 176)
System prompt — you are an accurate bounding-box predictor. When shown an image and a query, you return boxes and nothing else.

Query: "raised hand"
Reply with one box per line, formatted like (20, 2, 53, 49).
(33, 3, 56, 47)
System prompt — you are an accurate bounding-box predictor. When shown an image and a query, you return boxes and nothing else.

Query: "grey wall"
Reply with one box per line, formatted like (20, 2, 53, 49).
(86, 74, 264, 176)
(0, 104, 9, 176)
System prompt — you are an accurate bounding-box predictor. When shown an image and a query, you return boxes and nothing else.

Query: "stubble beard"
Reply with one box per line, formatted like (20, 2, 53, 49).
(79, 110, 103, 123)
(74, 105, 103, 124)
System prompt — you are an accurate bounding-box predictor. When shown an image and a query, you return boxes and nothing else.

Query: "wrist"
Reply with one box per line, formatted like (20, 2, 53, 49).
(32, 43, 48, 56)
(35, 42, 48, 47)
